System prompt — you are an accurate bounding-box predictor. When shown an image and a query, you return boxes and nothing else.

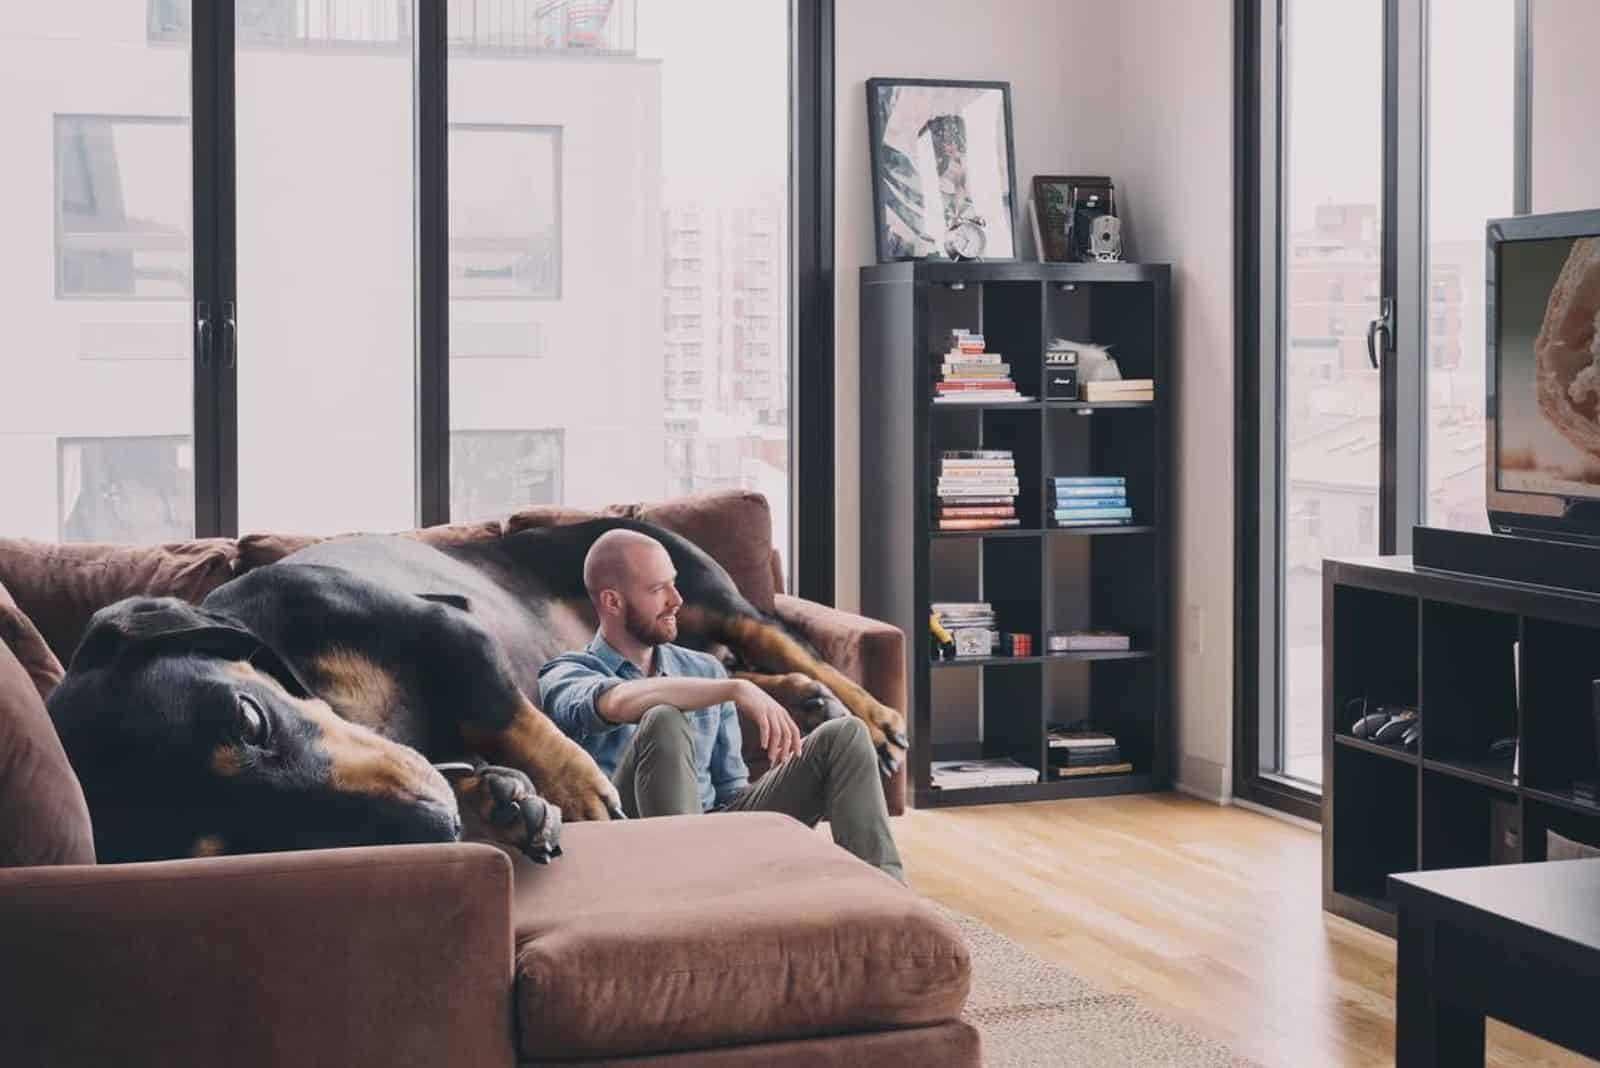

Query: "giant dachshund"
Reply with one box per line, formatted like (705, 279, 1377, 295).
(47, 519, 909, 864)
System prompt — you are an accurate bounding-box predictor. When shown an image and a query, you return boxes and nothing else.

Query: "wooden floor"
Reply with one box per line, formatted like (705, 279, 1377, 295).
(893, 792, 1597, 1068)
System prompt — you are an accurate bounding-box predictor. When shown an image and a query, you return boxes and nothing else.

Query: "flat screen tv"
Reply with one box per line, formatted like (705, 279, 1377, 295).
(1488, 209, 1600, 541)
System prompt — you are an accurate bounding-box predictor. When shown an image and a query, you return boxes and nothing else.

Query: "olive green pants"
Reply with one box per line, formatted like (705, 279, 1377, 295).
(612, 705, 904, 883)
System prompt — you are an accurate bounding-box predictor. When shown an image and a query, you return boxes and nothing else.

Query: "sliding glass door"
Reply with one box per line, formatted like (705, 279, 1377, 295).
(1242, 0, 1527, 810)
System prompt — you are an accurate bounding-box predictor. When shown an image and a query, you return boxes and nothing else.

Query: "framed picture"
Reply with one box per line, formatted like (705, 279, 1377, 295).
(1029, 175, 1101, 262)
(866, 78, 1018, 263)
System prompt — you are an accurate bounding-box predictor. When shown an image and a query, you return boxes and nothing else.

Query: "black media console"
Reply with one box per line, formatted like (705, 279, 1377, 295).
(1324, 537, 1600, 936)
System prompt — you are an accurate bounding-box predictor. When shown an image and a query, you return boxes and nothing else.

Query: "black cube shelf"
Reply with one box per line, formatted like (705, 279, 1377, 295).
(1324, 556, 1600, 936)
(859, 261, 1173, 809)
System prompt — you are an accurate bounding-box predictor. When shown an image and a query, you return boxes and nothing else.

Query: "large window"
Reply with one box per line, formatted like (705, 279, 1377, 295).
(447, 0, 793, 578)
(3, 2, 822, 590)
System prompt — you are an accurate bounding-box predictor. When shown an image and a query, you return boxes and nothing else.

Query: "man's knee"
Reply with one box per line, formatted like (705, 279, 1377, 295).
(815, 714, 873, 760)
(637, 704, 695, 752)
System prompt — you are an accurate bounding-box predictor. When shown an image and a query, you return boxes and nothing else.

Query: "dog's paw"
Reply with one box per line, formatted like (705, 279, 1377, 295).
(539, 745, 625, 822)
(858, 698, 908, 779)
(448, 763, 564, 862)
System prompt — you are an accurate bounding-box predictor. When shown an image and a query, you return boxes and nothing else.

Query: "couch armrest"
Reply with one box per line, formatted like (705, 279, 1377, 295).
(774, 594, 907, 815)
(0, 843, 515, 1068)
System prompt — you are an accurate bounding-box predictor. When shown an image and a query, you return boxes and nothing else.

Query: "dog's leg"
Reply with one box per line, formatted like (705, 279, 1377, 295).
(733, 671, 850, 734)
(462, 696, 624, 823)
(684, 606, 909, 775)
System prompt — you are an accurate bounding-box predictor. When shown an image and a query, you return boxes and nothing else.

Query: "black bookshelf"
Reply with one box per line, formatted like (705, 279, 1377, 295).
(859, 261, 1173, 809)
(1324, 555, 1600, 937)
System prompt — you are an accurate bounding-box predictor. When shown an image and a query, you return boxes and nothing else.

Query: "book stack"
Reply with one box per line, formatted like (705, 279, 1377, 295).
(1051, 476, 1132, 528)
(1082, 377, 1154, 403)
(931, 757, 1041, 790)
(1047, 726, 1133, 778)
(938, 450, 1020, 530)
(934, 330, 1032, 404)
(1048, 629, 1132, 653)
(931, 602, 998, 658)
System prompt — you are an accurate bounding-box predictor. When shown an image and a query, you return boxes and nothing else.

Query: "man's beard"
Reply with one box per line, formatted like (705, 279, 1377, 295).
(623, 602, 678, 647)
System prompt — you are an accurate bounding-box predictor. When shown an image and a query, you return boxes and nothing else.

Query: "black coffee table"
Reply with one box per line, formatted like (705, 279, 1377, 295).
(1390, 859, 1600, 1066)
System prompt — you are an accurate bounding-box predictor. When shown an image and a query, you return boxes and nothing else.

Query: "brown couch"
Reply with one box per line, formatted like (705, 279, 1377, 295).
(0, 491, 978, 1067)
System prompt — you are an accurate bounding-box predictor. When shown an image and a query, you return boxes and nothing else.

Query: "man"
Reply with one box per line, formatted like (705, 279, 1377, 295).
(538, 529, 903, 882)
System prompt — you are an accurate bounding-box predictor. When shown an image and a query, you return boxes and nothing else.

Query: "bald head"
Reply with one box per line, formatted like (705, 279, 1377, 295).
(585, 529, 683, 647)
(583, 529, 669, 600)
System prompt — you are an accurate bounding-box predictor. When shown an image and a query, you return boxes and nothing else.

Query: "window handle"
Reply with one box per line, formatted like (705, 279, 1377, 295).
(196, 301, 211, 368)
(1366, 296, 1393, 370)
(223, 300, 237, 369)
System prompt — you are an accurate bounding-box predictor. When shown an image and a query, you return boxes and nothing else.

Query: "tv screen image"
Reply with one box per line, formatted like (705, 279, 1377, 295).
(1497, 235, 1600, 502)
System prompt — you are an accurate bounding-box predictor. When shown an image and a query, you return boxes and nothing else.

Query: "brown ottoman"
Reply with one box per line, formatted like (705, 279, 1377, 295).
(509, 812, 975, 1065)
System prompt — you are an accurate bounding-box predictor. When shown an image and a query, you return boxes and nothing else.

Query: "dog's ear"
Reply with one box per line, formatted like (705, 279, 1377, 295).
(69, 597, 313, 697)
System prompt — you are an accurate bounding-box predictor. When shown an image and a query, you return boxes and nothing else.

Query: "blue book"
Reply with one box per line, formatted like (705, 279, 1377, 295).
(1054, 506, 1134, 521)
(1047, 497, 1127, 509)
(1052, 476, 1125, 487)
(1053, 517, 1133, 527)
(1052, 485, 1128, 499)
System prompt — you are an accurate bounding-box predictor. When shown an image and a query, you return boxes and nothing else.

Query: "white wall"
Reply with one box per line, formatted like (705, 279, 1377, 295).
(1110, 0, 1237, 801)
(834, 0, 1238, 801)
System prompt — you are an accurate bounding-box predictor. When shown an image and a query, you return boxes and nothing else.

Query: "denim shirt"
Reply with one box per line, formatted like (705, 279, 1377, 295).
(537, 632, 749, 811)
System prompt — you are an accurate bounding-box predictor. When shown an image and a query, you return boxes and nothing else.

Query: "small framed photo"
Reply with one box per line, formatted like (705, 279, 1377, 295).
(1067, 178, 1117, 261)
(866, 78, 1019, 263)
(1029, 175, 1088, 262)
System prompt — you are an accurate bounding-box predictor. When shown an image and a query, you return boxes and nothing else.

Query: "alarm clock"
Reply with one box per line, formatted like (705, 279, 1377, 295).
(944, 215, 988, 261)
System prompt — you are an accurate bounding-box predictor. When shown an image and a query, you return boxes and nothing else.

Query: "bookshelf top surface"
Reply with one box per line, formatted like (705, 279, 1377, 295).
(862, 260, 1171, 285)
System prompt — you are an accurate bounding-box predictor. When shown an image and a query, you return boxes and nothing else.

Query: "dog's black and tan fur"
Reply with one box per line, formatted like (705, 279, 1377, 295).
(47, 518, 909, 864)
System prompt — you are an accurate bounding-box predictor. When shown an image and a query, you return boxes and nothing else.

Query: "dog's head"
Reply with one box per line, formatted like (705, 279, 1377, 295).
(47, 597, 461, 863)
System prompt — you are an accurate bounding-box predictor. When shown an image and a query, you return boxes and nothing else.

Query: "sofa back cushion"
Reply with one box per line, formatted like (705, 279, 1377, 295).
(0, 538, 239, 666)
(506, 491, 777, 614)
(0, 578, 64, 701)
(235, 518, 504, 575)
(0, 638, 95, 866)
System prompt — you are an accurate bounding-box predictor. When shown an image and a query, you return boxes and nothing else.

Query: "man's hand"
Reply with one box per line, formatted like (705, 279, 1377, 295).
(730, 679, 802, 766)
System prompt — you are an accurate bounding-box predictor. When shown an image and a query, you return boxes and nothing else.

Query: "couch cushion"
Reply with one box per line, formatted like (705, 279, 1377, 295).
(234, 518, 504, 575)
(0, 639, 94, 866)
(0, 538, 239, 666)
(506, 490, 778, 614)
(508, 812, 969, 1061)
(0, 578, 64, 701)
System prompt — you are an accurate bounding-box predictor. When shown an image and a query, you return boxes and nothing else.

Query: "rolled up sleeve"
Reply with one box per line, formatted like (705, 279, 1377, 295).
(537, 656, 625, 743)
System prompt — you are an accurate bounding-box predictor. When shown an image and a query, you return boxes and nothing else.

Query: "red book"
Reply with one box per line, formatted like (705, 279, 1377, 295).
(937, 518, 1023, 531)
(938, 506, 1017, 518)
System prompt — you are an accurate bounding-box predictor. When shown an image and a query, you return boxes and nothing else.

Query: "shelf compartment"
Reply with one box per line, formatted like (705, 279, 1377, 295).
(1045, 655, 1156, 775)
(1047, 533, 1157, 654)
(1330, 741, 1417, 908)
(1518, 619, 1600, 793)
(1420, 769, 1521, 871)
(1046, 404, 1153, 528)
(1521, 793, 1600, 861)
(1330, 586, 1417, 743)
(930, 404, 1042, 532)
(1419, 600, 1517, 774)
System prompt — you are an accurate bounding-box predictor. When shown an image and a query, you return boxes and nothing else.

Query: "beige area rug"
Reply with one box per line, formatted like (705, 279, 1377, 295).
(945, 907, 1263, 1068)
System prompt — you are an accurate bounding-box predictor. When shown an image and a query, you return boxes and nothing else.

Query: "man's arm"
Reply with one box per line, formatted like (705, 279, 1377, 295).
(599, 677, 802, 765)
(595, 676, 743, 724)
